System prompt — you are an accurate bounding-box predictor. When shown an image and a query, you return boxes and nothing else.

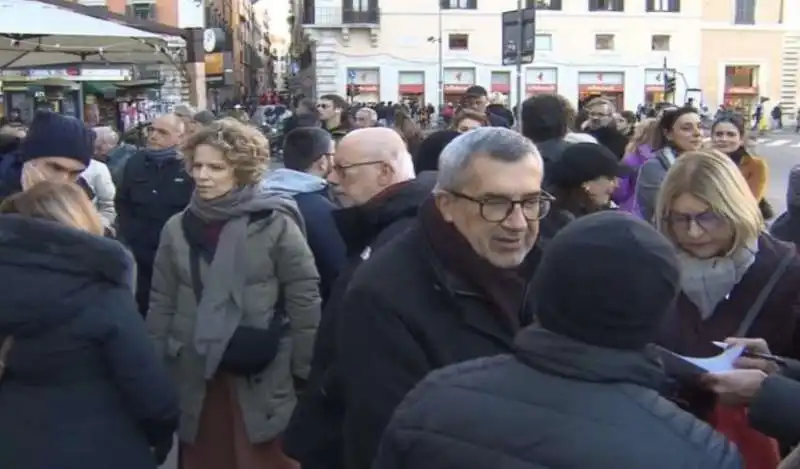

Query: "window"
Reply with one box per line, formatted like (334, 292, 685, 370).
(646, 0, 680, 12)
(535, 34, 553, 51)
(352, 0, 369, 11)
(589, 0, 624, 12)
(651, 34, 670, 51)
(441, 0, 477, 9)
(526, 0, 562, 9)
(734, 0, 756, 24)
(595, 34, 615, 50)
(126, 2, 156, 20)
(448, 33, 469, 50)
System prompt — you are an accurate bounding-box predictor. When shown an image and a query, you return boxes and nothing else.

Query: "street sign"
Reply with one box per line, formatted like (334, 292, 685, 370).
(348, 69, 356, 82)
(501, 7, 536, 66)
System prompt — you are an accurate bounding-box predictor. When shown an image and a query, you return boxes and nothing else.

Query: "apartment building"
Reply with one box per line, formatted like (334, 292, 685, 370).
(293, 0, 703, 109)
(700, 0, 798, 113)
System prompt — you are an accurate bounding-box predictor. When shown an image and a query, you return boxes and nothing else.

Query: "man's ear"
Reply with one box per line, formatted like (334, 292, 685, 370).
(434, 192, 455, 222)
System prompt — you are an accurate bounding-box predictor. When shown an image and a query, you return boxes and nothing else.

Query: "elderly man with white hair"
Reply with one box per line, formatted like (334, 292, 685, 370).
(81, 126, 118, 229)
(283, 127, 436, 469)
(333, 127, 546, 469)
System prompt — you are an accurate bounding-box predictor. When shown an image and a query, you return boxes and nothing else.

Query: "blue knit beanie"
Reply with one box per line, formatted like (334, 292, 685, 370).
(19, 111, 95, 167)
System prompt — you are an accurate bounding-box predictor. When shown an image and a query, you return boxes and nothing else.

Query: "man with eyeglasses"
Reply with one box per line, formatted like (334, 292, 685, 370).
(335, 127, 545, 469)
(582, 97, 629, 159)
(283, 127, 436, 469)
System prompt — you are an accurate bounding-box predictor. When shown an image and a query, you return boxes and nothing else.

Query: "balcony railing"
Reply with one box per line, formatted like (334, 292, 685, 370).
(343, 8, 379, 24)
(303, 6, 380, 26)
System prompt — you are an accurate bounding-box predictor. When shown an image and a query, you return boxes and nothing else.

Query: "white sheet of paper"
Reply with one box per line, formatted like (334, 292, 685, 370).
(678, 344, 745, 373)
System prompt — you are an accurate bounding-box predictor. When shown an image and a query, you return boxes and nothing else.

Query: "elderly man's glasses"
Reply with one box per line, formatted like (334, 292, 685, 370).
(449, 191, 554, 222)
(332, 160, 384, 177)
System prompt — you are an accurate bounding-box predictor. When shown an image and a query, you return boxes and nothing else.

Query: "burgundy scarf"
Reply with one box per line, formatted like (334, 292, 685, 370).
(420, 198, 533, 331)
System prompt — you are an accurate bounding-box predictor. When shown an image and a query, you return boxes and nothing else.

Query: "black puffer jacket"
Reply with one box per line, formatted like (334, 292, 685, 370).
(0, 216, 178, 469)
(374, 327, 743, 469)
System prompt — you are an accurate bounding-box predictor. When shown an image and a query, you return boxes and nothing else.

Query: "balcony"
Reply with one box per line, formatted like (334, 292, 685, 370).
(343, 8, 379, 24)
(302, 6, 380, 27)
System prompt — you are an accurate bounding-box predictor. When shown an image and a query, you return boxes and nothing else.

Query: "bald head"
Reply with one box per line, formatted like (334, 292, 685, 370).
(340, 127, 406, 156)
(148, 114, 185, 150)
(328, 127, 416, 207)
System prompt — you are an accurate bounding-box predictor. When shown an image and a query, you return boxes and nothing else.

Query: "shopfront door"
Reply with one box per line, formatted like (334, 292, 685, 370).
(578, 72, 625, 109)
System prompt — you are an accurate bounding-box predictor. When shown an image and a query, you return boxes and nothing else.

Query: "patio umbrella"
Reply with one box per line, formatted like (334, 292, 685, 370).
(0, 0, 185, 69)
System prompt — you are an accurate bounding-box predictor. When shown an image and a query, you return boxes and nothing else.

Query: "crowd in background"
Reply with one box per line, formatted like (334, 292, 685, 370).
(0, 84, 800, 469)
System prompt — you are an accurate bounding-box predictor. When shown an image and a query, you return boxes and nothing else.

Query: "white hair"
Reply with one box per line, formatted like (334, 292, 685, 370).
(357, 107, 378, 121)
(391, 148, 416, 180)
(93, 126, 119, 145)
(563, 132, 598, 144)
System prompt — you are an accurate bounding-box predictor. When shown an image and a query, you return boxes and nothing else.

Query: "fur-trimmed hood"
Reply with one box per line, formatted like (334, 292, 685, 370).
(0, 215, 135, 336)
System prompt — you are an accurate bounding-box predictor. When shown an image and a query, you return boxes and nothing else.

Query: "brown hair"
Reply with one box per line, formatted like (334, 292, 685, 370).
(451, 109, 489, 130)
(182, 117, 270, 186)
(393, 108, 424, 151)
(0, 181, 105, 236)
(625, 118, 659, 154)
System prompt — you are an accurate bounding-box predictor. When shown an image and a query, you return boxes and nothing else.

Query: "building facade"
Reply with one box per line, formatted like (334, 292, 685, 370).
(699, 0, 796, 113)
(296, 0, 702, 110)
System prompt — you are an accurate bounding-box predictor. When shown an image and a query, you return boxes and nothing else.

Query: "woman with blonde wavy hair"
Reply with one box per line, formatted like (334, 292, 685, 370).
(147, 117, 320, 469)
(613, 118, 659, 213)
(654, 149, 800, 469)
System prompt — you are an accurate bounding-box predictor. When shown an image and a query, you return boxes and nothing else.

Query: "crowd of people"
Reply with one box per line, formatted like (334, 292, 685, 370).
(0, 83, 798, 469)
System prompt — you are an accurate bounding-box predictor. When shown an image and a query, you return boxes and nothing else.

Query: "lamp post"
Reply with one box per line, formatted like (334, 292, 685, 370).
(427, 2, 445, 110)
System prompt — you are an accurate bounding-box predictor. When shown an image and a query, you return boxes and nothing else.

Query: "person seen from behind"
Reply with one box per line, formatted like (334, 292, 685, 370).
(116, 113, 194, 316)
(635, 106, 703, 221)
(336, 128, 545, 469)
(0, 181, 178, 469)
(710, 113, 772, 221)
(147, 118, 320, 469)
(262, 126, 346, 305)
(539, 142, 631, 247)
(392, 108, 424, 156)
(520, 93, 570, 180)
(654, 150, 800, 469)
(282, 98, 320, 136)
(613, 117, 658, 214)
(374, 211, 744, 469)
(283, 128, 434, 469)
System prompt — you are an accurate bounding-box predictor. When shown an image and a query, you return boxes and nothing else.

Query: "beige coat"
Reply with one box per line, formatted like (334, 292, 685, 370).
(146, 209, 320, 444)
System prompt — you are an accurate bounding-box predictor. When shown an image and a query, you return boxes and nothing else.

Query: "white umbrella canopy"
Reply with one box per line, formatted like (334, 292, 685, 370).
(0, 0, 185, 69)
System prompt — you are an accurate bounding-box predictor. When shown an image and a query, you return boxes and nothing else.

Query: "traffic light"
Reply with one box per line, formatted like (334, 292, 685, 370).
(665, 75, 676, 95)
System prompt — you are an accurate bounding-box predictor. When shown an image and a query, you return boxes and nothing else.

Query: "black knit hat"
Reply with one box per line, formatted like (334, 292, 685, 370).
(534, 211, 680, 350)
(19, 111, 94, 167)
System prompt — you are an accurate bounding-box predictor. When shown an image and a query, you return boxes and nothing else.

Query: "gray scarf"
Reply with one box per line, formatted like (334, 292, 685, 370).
(679, 239, 758, 319)
(189, 185, 302, 378)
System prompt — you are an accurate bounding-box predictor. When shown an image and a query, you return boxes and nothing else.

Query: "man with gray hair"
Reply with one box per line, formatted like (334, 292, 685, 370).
(335, 127, 548, 469)
(354, 107, 378, 128)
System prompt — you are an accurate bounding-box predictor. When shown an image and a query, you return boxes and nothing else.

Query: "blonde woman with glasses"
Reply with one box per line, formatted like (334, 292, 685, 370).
(654, 150, 800, 469)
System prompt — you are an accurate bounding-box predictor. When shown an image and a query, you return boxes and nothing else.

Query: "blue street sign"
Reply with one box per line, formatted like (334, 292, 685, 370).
(348, 69, 356, 81)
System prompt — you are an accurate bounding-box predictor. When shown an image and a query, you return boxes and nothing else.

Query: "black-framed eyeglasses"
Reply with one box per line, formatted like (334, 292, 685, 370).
(448, 190, 555, 222)
(332, 160, 384, 176)
(664, 211, 726, 233)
